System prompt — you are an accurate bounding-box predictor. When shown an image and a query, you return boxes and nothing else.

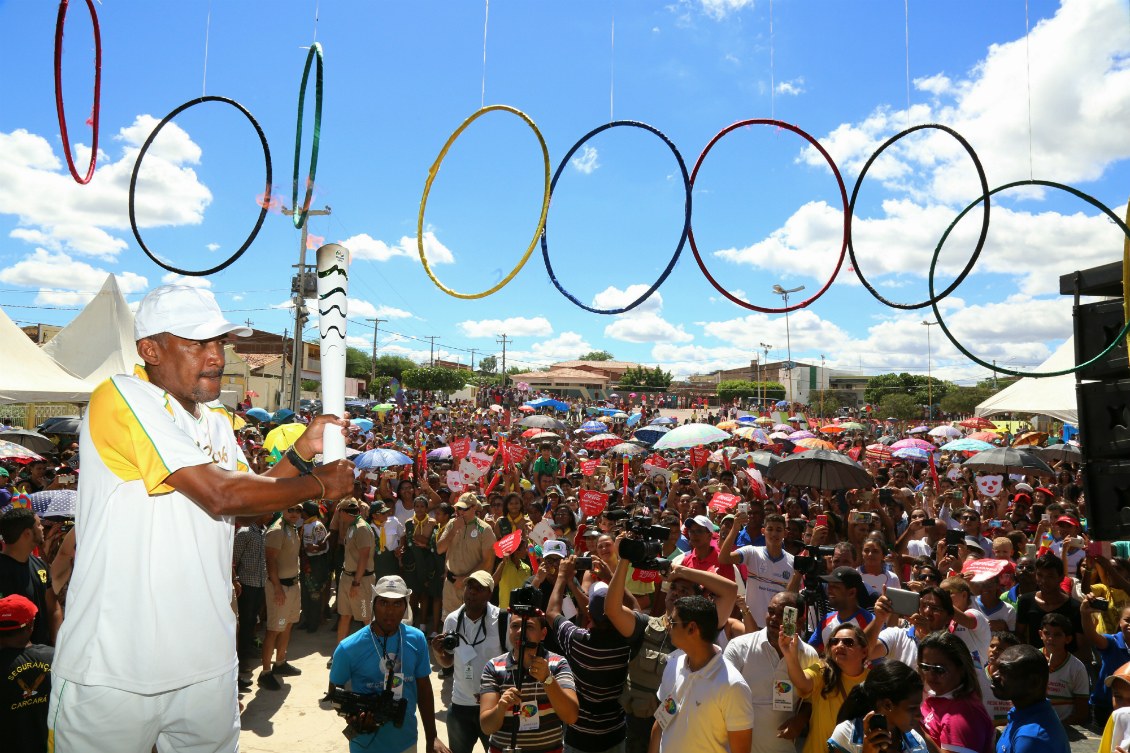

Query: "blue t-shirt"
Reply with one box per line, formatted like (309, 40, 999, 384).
(996, 699, 1070, 753)
(1095, 631, 1130, 707)
(329, 622, 431, 753)
(734, 528, 766, 548)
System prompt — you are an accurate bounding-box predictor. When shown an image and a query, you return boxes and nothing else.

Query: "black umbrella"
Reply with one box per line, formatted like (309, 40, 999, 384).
(745, 450, 781, 475)
(0, 429, 56, 456)
(37, 416, 81, 436)
(1035, 444, 1081, 464)
(518, 415, 568, 432)
(959, 447, 1055, 478)
(768, 449, 874, 491)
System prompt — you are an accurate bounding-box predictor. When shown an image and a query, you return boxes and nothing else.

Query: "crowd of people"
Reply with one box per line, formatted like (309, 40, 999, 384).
(0, 288, 1121, 753)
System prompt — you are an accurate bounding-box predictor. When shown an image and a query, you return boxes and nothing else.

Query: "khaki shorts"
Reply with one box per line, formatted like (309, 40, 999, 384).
(338, 574, 375, 621)
(266, 582, 301, 631)
(442, 577, 465, 617)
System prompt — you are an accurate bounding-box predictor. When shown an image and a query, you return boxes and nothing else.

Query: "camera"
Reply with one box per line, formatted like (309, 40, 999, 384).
(325, 687, 407, 736)
(439, 632, 461, 651)
(575, 556, 593, 573)
(618, 517, 671, 568)
(794, 546, 836, 576)
(509, 584, 543, 617)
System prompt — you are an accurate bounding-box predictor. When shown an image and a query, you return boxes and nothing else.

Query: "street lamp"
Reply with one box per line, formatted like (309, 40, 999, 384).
(773, 284, 805, 402)
(922, 320, 937, 419)
(759, 342, 772, 411)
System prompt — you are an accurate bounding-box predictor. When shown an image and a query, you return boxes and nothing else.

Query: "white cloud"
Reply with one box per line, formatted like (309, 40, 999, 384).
(206, 243, 220, 252)
(775, 77, 806, 96)
(0, 118, 213, 259)
(591, 285, 694, 344)
(457, 317, 552, 338)
(591, 284, 665, 316)
(340, 230, 455, 265)
(348, 298, 414, 320)
(160, 273, 212, 289)
(0, 249, 148, 305)
(508, 332, 594, 366)
(696, 0, 756, 21)
(914, 73, 953, 97)
(570, 146, 601, 175)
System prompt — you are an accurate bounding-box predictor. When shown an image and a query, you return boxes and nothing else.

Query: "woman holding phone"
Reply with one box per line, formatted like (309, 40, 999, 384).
(781, 624, 870, 753)
(828, 660, 929, 753)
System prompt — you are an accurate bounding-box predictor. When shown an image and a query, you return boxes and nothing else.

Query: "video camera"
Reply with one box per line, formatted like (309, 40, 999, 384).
(618, 516, 671, 570)
(508, 584, 543, 617)
(793, 545, 836, 576)
(325, 687, 407, 737)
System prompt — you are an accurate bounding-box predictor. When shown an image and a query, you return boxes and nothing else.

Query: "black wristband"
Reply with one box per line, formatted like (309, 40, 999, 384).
(285, 446, 314, 475)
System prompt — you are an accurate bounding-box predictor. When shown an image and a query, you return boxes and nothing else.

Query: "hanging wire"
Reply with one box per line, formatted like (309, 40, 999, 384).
(1024, 0, 1034, 178)
(481, 0, 490, 108)
(610, 15, 616, 122)
(769, 0, 775, 120)
(904, 0, 911, 129)
(313, 0, 320, 43)
(201, 0, 212, 97)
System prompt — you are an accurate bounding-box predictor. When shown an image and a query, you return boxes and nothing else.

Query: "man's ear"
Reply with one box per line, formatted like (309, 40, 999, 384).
(136, 336, 162, 366)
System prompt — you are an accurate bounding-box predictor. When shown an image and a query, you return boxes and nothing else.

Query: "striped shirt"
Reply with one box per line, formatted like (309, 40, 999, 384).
(480, 649, 575, 753)
(554, 613, 648, 751)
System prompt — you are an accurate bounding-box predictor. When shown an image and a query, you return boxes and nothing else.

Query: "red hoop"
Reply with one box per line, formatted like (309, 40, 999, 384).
(54, 0, 102, 185)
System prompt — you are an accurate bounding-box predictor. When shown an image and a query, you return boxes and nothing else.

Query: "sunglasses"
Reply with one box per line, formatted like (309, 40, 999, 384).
(918, 662, 948, 675)
(829, 637, 858, 648)
(286, 506, 303, 513)
(917, 573, 940, 582)
(960, 515, 980, 522)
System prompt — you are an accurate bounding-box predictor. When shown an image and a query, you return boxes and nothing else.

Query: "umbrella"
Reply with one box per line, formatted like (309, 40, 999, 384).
(744, 450, 781, 474)
(371, 403, 396, 413)
(865, 443, 893, 461)
(878, 435, 897, 445)
(521, 428, 543, 438)
(769, 431, 793, 440)
(959, 416, 998, 429)
(819, 425, 846, 434)
(354, 448, 414, 470)
(786, 416, 803, 423)
(518, 415, 567, 431)
(33, 489, 77, 519)
(892, 447, 935, 462)
(272, 408, 296, 423)
(350, 418, 374, 432)
(776, 401, 789, 409)
(717, 421, 740, 430)
(929, 425, 962, 439)
(612, 412, 629, 419)
(772, 424, 793, 433)
(607, 442, 647, 457)
(968, 431, 1004, 444)
(0, 439, 45, 462)
(789, 430, 817, 441)
(754, 416, 774, 425)
(940, 438, 995, 452)
(736, 415, 759, 424)
(908, 425, 930, 434)
(1036, 444, 1082, 463)
(585, 433, 622, 451)
(768, 449, 874, 490)
(650, 417, 677, 426)
(839, 421, 865, 431)
(530, 432, 561, 441)
(608, 393, 620, 399)
(581, 420, 609, 433)
(517, 405, 536, 413)
(633, 426, 670, 444)
(37, 416, 81, 435)
(793, 438, 836, 451)
(427, 446, 453, 460)
(960, 447, 1055, 478)
(731, 426, 769, 443)
(1012, 431, 1049, 448)
(263, 423, 307, 461)
(245, 407, 272, 422)
(652, 423, 731, 450)
(0, 429, 55, 456)
(709, 447, 742, 462)
(516, 382, 530, 391)
(890, 438, 935, 452)
(488, 404, 505, 413)
(626, 413, 643, 428)
(433, 406, 449, 413)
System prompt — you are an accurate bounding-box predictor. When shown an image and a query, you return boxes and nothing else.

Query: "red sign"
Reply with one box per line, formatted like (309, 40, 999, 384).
(690, 447, 709, 468)
(493, 529, 523, 558)
(508, 444, 529, 464)
(579, 490, 609, 518)
(644, 454, 668, 468)
(708, 492, 741, 515)
(744, 468, 766, 499)
(450, 437, 470, 462)
(961, 557, 1014, 583)
(581, 459, 598, 476)
(632, 568, 663, 583)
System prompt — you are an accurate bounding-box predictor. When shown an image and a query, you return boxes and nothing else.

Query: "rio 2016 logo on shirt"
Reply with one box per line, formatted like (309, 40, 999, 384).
(663, 697, 677, 715)
(522, 703, 538, 718)
(775, 681, 793, 694)
(390, 675, 403, 688)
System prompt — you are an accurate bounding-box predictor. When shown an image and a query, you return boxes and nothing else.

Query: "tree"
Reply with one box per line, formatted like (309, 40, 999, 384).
(809, 389, 859, 417)
(864, 373, 949, 408)
(369, 375, 393, 399)
(939, 386, 996, 416)
(300, 379, 320, 392)
(345, 347, 372, 378)
(479, 355, 498, 374)
(617, 365, 673, 390)
(878, 393, 921, 421)
(402, 366, 470, 394)
(578, 350, 614, 361)
(372, 355, 418, 382)
(717, 380, 786, 403)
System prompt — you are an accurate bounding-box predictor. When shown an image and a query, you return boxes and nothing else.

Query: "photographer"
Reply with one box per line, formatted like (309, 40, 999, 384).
(327, 576, 450, 753)
(431, 571, 506, 753)
(480, 610, 579, 753)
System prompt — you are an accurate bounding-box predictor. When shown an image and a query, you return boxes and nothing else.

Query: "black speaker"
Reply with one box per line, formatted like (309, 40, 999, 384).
(1075, 299, 1128, 380)
(1082, 459, 1130, 541)
(1076, 380, 1130, 460)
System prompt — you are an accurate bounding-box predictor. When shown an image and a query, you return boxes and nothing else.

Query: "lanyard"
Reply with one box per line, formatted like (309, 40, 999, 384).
(457, 606, 489, 648)
(368, 623, 403, 677)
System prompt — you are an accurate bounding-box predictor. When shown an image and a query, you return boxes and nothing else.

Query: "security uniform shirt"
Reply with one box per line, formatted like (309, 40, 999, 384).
(0, 554, 52, 646)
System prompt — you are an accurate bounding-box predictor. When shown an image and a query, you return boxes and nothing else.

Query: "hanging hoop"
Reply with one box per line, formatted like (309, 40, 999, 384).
(54, 0, 102, 184)
(291, 42, 324, 229)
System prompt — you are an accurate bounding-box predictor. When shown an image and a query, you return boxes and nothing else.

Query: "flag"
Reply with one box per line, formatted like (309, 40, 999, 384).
(928, 452, 940, 489)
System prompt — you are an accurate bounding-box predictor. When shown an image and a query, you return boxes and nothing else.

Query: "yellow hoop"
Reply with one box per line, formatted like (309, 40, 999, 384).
(417, 105, 551, 300)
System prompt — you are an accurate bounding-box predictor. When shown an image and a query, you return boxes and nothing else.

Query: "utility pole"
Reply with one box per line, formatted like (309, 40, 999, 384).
(425, 336, 440, 367)
(279, 328, 289, 410)
(469, 348, 478, 375)
(368, 318, 386, 397)
(922, 320, 937, 419)
(281, 204, 332, 412)
(244, 317, 254, 329)
(497, 334, 512, 385)
(759, 342, 772, 411)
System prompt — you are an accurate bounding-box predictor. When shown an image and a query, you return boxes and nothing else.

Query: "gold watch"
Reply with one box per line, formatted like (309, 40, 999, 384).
(542, 673, 555, 686)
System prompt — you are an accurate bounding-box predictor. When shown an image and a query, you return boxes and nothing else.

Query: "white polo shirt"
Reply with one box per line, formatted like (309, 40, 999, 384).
(656, 649, 753, 753)
(733, 545, 793, 625)
(54, 366, 249, 694)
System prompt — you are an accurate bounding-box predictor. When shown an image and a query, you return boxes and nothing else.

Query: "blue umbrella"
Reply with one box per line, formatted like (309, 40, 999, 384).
(427, 446, 453, 460)
(245, 407, 271, 422)
(581, 420, 608, 433)
(650, 417, 677, 426)
(33, 489, 77, 519)
(736, 415, 759, 424)
(351, 418, 374, 432)
(353, 448, 414, 471)
(633, 426, 670, 444)
(625, 412, 642, 428)
(940, 438, 995, 452)
(776, 400, 789, 409)
(273, 408, 296, 423)
(892, 447, 936, 462)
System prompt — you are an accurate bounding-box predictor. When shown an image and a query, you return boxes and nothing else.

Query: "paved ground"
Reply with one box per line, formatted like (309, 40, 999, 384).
(237, 618, 1104, 752)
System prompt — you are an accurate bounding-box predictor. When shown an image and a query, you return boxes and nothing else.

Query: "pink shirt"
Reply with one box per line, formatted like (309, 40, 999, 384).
(921, 693, 994, 753)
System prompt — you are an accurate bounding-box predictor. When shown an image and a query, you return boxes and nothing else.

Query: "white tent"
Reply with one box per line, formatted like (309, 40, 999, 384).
(975, 338, 1078, 425)
(0, 307, 95, 403)
(41, 274, 142, 385)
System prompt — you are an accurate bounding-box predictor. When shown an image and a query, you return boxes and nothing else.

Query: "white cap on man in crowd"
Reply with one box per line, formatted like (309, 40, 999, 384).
(688, 514, 717, 532)
(542, 540, 568, 559)
(374, 575, 411, 599)
(134, 285, 253, 341)
(466, 571, 495, 590)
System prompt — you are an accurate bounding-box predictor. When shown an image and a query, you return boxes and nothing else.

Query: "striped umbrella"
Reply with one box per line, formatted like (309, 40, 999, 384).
(731, 426, 769, 443)
(889, 438, 936, 452)
(0, 439, 44, 462)
(794, 438, 836, 451)
(865, 443, 893, 461)
(652, 423, 731, 450)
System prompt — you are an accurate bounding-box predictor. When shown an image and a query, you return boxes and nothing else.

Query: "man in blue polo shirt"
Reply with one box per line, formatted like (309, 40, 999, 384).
(991, 644, 1069, 753)
(1082, 596, 1130, 727)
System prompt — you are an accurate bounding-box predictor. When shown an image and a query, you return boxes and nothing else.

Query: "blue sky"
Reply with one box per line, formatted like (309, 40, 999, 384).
(2, 0, 1129, 385)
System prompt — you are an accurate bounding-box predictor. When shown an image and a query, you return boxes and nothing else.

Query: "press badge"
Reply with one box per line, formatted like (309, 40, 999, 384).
(654, 697, 678, 731)
(455, 643, 477, 680)
(518, 702, 540, 731)
(390, 673, 406, 700)
(772, 680, 795, 711)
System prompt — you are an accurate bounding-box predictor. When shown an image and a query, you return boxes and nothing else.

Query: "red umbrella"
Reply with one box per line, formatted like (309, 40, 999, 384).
(521, 428, 541, 438)
(968, 431, 1003, 444)
(865, 443, 892, 461)
(585, 433, 622, 451)
(959, 417, 997, 430)
(517, 405, 536, 413)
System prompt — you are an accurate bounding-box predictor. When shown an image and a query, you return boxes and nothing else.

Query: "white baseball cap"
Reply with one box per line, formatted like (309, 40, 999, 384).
(374, 575, 411, 599)
(134, 285, 253, 341)
(542, 540, 568, 559)
(687, 514, 718, 532)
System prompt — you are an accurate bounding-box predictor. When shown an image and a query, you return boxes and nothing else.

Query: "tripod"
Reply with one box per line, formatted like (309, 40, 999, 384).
(799, 573, 829, 642)
(504, 612, 531, 753)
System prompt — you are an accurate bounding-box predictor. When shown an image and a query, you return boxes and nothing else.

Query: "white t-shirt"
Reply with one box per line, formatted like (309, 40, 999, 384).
(975, 596, 1016, 631)
(877, 626, 919, 667)
(379, 515, 406, 552)
(55, 368, 249, 693)
(724, 629, 821, 753)
(655, 650, 753, 753)
(392, 498, 414, 524)
(303, 518, 329, 557)
(734, 545, 793, 626)
(443, 603, 506, 706)
(859, 568, 901, 598)
(1046, 653, 1088, 722)
(952, 608, 991, 670)
(907, 538, 934, 559)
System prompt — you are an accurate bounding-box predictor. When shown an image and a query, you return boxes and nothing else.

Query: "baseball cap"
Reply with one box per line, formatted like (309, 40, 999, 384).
(588, 581, 608, 622)
(1106, 661, 1130, 688)
(542, 540, 568, 559)
(0, 468, 8, 478)
(1056, 515, 1080, 528)
(687, 514, 717, 532)
(374, 575, 411, 599)
(1034, 487, 1055, 498)
(1014, 482, 1034, 493)
(454, 492, 480, 510)
(0, 594, 37, 631)
(134, 285, 253, 341)
(545, 486, 563, 498)
(820, 566, 866, 593)
(466, 570, 495, 590)
(963, 536, 985, 552)
(301, 501, 321, 517)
